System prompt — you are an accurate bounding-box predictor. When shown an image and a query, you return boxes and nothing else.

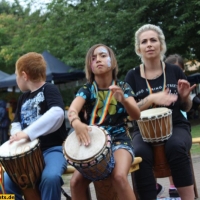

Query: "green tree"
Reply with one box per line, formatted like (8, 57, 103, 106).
(0, 0, 12, 14)
(40, 0, 141, 77)
(0, 13, 18, 73)
(0, 0, 49, 73)
(2, 0, 200, 77)
(127, 0, 200, 68)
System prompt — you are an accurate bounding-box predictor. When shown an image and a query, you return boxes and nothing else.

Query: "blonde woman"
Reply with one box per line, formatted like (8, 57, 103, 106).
(125, 24, 195, 200)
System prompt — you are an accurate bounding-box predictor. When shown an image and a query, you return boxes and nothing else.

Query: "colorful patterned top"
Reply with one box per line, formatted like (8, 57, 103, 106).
(76, 80, 135, 144)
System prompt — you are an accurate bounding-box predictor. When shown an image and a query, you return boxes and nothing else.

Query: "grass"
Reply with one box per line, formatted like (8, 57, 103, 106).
(191, 124, 200, 138)
(191, 123, 200, 155)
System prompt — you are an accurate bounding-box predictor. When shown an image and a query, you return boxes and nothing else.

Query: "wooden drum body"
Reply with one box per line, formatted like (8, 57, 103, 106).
(63, 126, 115, 181)
(63, 157, 143, 200)
(137, 107, 172, 178)
(137, 107, 172, 143)
(0, 139, 45, 200)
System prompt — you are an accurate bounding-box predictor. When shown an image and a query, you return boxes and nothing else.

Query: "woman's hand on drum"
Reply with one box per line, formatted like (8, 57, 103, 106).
(73, 120, 91, 146)
(151, 88, 178, 106)
(9, 131, 29, 143)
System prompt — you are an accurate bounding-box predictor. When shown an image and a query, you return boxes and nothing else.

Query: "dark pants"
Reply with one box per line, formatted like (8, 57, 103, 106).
(132, 124, 193, 200)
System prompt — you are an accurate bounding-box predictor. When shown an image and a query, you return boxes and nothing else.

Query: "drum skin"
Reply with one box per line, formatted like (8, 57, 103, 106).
(64, 126, 107, 162)
(63, 126, 115, 181)
(0, 139, 44, 200)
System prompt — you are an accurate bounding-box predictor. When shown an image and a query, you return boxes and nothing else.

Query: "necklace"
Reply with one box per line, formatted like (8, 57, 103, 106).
(142, 61, 166, 107)
(152, 74, 160, 80)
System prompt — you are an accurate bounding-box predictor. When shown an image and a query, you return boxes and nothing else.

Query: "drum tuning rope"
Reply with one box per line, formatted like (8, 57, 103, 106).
(0, 164, 5, 194)
(0, 139, 44, 194)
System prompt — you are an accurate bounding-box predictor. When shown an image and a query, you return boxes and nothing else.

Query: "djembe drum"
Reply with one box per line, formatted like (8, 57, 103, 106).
(137, 107, 172, 177)
(0, 139, 45, 200)
(63, 126, 115, 181)
(63, 125, 120, 199)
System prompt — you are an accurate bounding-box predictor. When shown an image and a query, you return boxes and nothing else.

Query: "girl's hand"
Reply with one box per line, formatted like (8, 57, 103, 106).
(109, 85, 125, 103)
(72, 120, 91, 146)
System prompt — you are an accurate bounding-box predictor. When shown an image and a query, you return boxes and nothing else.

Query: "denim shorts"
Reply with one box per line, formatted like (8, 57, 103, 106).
(112, 143, 135, 162)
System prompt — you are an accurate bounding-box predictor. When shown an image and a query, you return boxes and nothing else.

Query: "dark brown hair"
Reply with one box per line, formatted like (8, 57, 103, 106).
(85, 44, 118, 83)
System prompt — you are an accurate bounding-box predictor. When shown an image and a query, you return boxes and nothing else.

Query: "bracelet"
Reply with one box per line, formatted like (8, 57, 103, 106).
(70, 117, 80, 128)
(68, 110, 77, 118)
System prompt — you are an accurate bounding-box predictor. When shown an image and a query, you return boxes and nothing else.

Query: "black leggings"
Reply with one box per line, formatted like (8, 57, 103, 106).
(132, 125, 193, 200)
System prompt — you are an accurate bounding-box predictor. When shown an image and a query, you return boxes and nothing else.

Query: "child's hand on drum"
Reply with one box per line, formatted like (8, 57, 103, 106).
(73, 121, 91, 146)
(9, 131, 29, 143)
(151, 88, 178, 106)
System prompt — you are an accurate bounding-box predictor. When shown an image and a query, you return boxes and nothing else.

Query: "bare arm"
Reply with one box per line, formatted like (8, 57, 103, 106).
(68, 96, 90, 146)
(109, 85, 140, 120)
(178, 79, 196, 112)
(137, 89, 178, 111)
(67, 96, 85, 125)
(179, 97, 192, 112)
(137, 96, 152, 111)
(121, 97, 140, 120)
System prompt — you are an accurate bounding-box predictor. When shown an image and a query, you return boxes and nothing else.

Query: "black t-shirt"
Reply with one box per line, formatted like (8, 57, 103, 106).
(14, 83, 68, 151)
(125, 62, 190, 130)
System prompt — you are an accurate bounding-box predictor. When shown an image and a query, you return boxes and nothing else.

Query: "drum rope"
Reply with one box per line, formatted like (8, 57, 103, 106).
(0, 182, 5, 194)
(0, 141, 44, 191)
(138, 110, 172, 142)
(74, 149, 115, 181)
(0, 164, 5, 194)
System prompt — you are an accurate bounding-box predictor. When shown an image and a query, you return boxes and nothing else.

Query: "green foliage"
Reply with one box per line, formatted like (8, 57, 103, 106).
(59, 88, 74, 106)
(191, 124, 200, 138)
(191, 144, 200, 155)
(191, 124, 200, 155)
(1, 0, 200, 79)
(0, 13, 18, 73)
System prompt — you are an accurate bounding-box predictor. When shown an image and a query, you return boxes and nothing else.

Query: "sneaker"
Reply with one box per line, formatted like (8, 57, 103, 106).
(169, 188, 180, 197)
(157, 183, 165, 197)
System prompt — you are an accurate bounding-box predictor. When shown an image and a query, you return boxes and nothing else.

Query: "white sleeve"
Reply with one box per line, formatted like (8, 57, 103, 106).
(23, 106, 64, 141)
(10, 122, 22, 135)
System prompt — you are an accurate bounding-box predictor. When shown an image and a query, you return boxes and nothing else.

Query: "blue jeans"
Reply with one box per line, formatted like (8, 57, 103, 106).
(4, 146, 67, 200)
(112, 143, 135, 162)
